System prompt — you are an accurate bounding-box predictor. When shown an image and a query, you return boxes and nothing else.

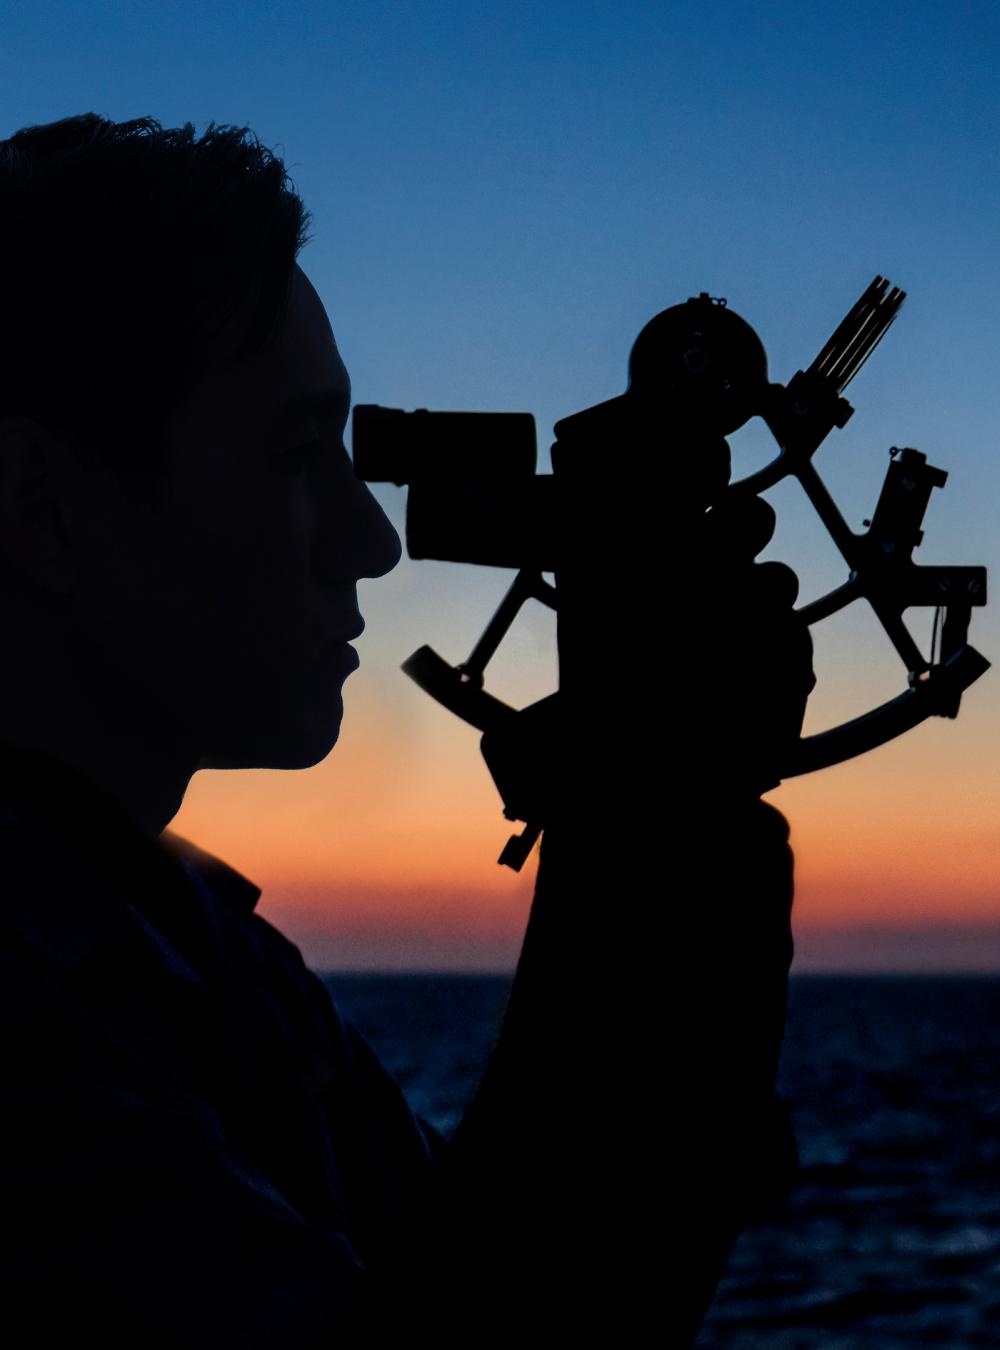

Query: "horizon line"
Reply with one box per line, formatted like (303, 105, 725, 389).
(314, 967, 1000, 979)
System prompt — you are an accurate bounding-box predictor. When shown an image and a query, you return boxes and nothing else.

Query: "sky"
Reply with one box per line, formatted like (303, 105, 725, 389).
(1, 0, 998, 970)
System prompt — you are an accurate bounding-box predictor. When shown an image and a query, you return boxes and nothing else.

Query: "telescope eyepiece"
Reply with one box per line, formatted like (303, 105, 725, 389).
(352, 405, 537, 486)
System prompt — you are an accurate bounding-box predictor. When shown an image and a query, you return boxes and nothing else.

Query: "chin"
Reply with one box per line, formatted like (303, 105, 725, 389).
(197, 703, 345, 772)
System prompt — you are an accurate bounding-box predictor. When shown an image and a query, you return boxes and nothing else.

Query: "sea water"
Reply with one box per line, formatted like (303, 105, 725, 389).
(323, 972, 1000, 1348)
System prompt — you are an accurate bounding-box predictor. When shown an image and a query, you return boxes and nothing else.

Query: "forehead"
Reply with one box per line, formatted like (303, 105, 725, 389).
(168, 265, 350, 451)
(255, 266, 351, 428)
(259, 264, 349, 402)
(279, 266, 343, 375)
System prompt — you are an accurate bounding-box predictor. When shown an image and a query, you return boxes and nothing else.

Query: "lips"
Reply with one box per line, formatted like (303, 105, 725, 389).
(322, 618, 364, 647)
(334, 643, 361, 672)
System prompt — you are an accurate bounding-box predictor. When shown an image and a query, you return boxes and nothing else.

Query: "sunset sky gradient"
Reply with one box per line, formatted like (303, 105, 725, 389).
(2, 0, 998, 970)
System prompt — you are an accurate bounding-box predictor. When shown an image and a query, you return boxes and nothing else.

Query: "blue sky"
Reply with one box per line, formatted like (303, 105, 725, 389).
(1, 2, 998, 966)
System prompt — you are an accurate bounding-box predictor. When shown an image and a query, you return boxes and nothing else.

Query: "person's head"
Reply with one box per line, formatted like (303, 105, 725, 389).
(0, 113, 400, 782)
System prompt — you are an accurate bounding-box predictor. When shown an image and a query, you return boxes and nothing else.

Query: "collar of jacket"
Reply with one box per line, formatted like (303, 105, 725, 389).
(0, 741, 262, 979)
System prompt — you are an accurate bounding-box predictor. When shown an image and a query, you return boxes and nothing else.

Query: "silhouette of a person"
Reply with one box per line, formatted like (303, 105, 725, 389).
(0, 113, 811, 1346)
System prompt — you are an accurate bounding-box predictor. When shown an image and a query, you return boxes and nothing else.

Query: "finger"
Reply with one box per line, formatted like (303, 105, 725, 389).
(657, 428, 732, 507)
(704, 495, 777, 561)
(748, 559, 801, 609)
(689, 431, 732, 503)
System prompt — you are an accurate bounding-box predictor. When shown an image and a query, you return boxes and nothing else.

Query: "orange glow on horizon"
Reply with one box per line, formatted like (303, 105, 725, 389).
(168, 661, 1000, 970)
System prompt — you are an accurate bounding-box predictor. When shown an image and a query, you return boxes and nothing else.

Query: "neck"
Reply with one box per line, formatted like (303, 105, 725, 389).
(0, 624, 197, 840)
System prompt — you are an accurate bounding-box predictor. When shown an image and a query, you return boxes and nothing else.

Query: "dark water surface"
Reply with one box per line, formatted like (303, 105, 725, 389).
(323, 973, 1000, 1348)
(322, 971, 513, 1137)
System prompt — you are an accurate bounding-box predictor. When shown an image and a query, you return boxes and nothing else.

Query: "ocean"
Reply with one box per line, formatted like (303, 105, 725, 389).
(323, 971, 1000, 1349)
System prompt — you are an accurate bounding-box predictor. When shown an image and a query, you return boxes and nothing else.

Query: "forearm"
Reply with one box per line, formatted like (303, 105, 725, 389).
(462, 793, 792, 1103)
(438, 795, 797, 1335)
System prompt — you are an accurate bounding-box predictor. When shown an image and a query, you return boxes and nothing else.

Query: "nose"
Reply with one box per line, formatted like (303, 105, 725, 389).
(312, 460, 402, 583)
(351, 477, 403, 579)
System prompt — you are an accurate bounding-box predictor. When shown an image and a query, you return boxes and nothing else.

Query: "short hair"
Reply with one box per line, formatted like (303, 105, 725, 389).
(0, 113, 312, 490)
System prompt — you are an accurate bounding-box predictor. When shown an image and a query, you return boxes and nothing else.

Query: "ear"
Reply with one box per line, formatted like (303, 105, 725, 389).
(0, 416, 78, 597)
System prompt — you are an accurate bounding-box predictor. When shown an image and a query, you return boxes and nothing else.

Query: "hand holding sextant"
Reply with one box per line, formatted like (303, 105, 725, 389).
(352, 278, 989, 867)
